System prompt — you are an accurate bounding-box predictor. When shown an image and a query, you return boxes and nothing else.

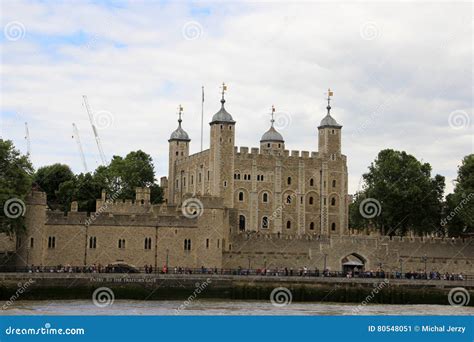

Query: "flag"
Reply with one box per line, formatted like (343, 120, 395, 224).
(328, 89, 334, 97)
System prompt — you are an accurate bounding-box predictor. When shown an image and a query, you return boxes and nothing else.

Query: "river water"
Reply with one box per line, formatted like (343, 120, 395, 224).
(2, 300, 473, 315)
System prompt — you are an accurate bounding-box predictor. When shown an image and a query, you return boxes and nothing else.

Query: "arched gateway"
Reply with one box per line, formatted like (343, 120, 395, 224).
(341, 253, 366, 275)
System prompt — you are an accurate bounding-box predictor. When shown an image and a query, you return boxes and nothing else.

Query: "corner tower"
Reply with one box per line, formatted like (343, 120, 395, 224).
(168, 105, 190, 205)
(209, 83, 235, 208)
(318, 89, 342, 156)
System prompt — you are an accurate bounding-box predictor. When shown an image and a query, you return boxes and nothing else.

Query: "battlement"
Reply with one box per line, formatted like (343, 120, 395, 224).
(45, 210, 198, 228)
(175, 149, 210, 166)
(235, 146, 320, 159)
(26, 191, 47, 205)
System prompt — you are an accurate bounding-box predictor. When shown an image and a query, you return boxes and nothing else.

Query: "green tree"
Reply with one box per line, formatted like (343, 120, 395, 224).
(444, 154, 474, 236)
(349, 149, 445, 236)
(34, 163, 75, 210)
(0, 139, 34, 233)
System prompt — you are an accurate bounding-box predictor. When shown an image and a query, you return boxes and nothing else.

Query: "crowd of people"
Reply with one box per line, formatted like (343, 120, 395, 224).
(5, 264, 467, 281)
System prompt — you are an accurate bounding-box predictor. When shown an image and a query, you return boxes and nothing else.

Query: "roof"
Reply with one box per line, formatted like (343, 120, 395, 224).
(169, 123, 190, 141)
(210, 99, 235, 124)
(260, 126, 284, 143)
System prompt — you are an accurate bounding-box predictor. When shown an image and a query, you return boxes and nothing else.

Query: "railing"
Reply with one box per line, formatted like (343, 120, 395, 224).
(0, 266, 471, 282)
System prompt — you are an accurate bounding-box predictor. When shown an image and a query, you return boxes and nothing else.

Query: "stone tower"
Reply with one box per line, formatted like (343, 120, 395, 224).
(209, 83, 235, 208)
(317, 90, 347, 235)
(168, 105, 190, 205)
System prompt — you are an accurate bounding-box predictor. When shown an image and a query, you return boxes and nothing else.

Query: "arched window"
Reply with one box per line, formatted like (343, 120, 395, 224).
(310, 222, 315, 230)
(286, 195, 292, 204)
(238, 192, 244, 201)
(239, 215, 246, 231)
(331, 223, 336, 231)
(257, 175, 260, 181)
(89, 236, 96, 249)
(263, 192, 268, 203)
(331, 197, 336, 206)
(332, 180, 336, 188)
(286, 221, 291, 229)
(261, 216, 269, 229)
(261, 175, 264, 181)
(287, 177, 292, 185)
(310, 178, 314, 186)
(309, 197, 314, 205)
(244, 174, 247, 180)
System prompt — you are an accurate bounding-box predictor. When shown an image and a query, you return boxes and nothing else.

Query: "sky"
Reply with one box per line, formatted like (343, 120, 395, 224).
(1, 0, 472, 195)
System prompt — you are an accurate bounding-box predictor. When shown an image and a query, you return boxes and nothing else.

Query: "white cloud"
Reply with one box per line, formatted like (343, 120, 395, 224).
(1, 0, 472, 195)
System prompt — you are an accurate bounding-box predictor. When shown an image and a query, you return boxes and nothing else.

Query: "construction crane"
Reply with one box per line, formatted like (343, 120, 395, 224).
(82, 95, 107, 165)
(72, 123, 88, 172)
(24, 122, 31, 157)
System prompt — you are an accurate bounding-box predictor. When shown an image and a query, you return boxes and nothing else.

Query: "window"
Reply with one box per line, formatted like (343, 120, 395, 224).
(310, 222, 315, 230)
(191, 175, 194, 185)
(287, 177, 292, 185)
(217, 239, 220, 248)
(331, 197, 336, 206)
(183, 177, 186, 187)
(267, 143, 270, 148)
(261, 216, 269, 229)
(324, 198, 327, 205)
(239, 192, 244, 201)
(278, 144, 281, 148)
(309, 197, 314, 205)
(206, 238, 209, 249)
(331, 223, 336, 231)
(239, 215, 246, 231)
(118, 239, 126, 249)
(223, 181, 227, 187)
(244, 174, 247, 180)
(176, 180, 179, 189)
(184, 239, 191, 251)
(263, 192, 268, 203)
(286, 221, 291, 229)
(332, 129, 335, 134)
(286, 195, 292, 204)
(332, 180, 336, 188)
(207, 171, 210, 180)
(310, 178, 314, 186)
(257, 175, 260, 181)
(248, 174, 251, 180)
(48, 236, 56, 249)
(261, 175, 264, 181)
(144, 237, 152, 250)
(30, 237, 34, 248)
(89, 236, 97, 249)
(176, 151, 178, 156)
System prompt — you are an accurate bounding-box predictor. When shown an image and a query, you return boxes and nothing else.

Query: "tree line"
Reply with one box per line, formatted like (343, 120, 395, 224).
(0, 139, 472, 237)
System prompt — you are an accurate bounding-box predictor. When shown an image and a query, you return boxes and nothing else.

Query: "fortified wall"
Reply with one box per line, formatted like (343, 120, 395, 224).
(223, 232, 473, 274)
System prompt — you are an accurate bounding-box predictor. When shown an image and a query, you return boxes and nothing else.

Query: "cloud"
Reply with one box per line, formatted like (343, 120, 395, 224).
(1, 0, 472, 194)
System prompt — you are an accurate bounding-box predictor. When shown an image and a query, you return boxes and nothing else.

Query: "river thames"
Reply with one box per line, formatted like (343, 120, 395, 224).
(2, 300, 473, 315)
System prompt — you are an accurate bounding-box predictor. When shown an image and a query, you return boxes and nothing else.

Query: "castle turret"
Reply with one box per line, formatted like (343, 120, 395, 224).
(318, 89, 342, 157)
(260, 105, 285, 154)
(168, 105, 190, 205)
(209, 83, 235, 208)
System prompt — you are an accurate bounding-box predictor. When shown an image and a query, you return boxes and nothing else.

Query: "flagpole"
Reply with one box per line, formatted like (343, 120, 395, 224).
(200, 86, 204, 152)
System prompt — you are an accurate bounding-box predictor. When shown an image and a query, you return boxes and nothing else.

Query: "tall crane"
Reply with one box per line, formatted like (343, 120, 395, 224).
(72, 123, 88, 172)
(82, 95, 107, 165)
(24, 122, 31, 157)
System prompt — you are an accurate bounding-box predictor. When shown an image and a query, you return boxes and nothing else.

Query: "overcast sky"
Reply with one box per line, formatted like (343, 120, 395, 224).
(1, 0, 472, 195)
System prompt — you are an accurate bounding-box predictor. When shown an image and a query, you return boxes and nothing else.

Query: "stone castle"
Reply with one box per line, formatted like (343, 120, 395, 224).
(1, 87, 472, 274)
